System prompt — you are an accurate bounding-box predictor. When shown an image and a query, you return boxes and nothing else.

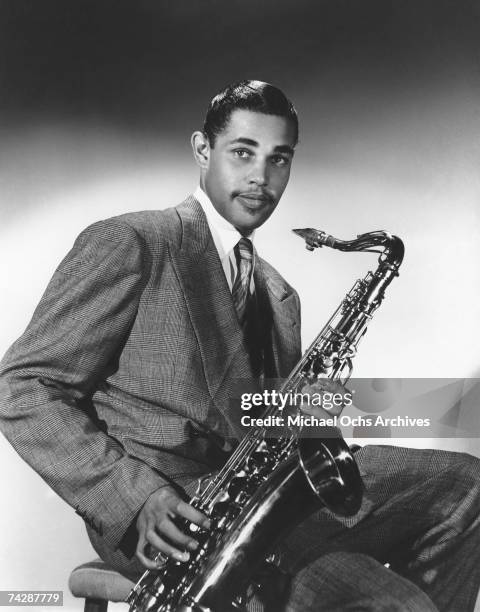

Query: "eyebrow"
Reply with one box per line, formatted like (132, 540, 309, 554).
(229, 137, 295, 156)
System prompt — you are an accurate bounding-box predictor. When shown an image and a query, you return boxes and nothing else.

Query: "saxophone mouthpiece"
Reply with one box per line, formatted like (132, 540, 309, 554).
(292, 229, 310, 239)
(293, 228, 333, 250)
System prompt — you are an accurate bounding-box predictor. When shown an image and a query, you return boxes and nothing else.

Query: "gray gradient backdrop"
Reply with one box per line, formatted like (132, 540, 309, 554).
(1, 2, 479, 610)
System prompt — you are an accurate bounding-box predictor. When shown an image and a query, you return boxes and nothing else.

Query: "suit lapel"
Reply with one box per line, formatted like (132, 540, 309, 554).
(254, 257, 300, 379)
(169, 197, 254, 417)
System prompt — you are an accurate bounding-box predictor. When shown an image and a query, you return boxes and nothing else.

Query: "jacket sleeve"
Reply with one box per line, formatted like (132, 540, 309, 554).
(0, 218, 169, 554)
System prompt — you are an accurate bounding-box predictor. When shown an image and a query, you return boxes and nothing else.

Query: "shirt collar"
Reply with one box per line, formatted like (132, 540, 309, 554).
(194, 186, 255, 262)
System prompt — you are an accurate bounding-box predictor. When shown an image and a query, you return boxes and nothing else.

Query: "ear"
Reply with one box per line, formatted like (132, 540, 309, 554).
(191, 131, 210, 169)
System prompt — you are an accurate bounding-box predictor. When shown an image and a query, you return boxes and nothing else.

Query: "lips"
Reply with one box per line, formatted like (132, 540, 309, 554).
(235, 193, 273, 206)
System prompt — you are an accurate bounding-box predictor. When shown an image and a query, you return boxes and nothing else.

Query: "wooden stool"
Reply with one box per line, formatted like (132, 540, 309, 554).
(69, 559, 134, 612)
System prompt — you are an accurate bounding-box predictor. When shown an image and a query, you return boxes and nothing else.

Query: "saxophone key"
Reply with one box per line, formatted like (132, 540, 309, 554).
(227, 476, 247, 499)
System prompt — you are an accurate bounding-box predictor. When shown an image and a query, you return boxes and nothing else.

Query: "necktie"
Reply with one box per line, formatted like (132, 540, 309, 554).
(232, 237, 253, 325)
(232, 238, 264, 378)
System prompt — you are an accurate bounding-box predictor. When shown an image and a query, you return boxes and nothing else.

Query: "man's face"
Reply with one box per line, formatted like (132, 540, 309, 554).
(199, 109, 296, 234)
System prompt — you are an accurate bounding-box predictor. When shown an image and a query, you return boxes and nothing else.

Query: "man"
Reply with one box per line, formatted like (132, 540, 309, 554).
(0, 81, 479, 612)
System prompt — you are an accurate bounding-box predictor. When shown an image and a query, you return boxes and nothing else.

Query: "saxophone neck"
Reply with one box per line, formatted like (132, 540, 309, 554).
(293, 228, 404, 272)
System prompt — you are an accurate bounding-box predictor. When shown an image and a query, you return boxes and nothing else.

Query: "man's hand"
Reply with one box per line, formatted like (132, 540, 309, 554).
(135, 486, 211, 570)
(299, 378, 352, 419)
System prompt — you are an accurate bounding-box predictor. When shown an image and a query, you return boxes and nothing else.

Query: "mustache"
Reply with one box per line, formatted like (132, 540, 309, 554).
(232, 190, 274, 202)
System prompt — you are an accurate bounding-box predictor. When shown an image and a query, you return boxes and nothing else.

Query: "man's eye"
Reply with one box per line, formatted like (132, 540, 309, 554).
(233, 149, 251, 159)
(272, 156, 289, 166)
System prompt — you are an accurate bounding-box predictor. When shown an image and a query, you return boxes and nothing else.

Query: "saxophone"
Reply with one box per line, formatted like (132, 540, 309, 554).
(127, 228, 405, 612)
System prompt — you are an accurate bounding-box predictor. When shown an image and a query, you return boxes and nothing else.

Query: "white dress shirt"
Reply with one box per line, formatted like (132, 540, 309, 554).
(194, 186, 255, 293)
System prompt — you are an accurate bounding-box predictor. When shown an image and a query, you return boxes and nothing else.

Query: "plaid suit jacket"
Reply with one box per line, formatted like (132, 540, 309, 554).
(0, 196, 301, 555)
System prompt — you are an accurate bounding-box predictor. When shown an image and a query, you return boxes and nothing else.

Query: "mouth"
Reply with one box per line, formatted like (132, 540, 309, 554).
(235, 193, 274, 209)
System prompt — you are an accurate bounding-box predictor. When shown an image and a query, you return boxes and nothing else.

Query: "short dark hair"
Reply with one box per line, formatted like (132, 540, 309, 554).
(203, 80, 299, 147)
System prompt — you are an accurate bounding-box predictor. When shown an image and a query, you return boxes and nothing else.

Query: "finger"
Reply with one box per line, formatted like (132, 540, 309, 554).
(137, 532, 190, 569)
(318, 380, 338, 394)
(300, 383, 316, 395)
(299, 403, 319, 414)
(146, 527, 191, 561)
(136, 547, 163, 570)
(299, 404, 332, 418)
(303, 379, 342, 393)
(135, 535, 161, 570)
(174, 501, 211, 529)
(300, 401, 341, 420)
(155, 518, 199, 551)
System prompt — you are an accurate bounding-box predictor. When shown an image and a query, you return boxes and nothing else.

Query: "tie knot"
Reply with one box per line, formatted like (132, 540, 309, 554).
(236, 237, 253, 263)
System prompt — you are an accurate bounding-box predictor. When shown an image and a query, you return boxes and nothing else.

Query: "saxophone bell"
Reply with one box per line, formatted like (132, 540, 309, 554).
(298, 433, 363, 516)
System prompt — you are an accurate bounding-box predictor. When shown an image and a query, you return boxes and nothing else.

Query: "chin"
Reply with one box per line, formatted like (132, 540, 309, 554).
(235, 217, 264, 235)
(239, 210, 271, 230)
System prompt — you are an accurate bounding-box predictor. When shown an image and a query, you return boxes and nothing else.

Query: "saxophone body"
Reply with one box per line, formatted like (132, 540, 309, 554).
(128, 229, 405, 612)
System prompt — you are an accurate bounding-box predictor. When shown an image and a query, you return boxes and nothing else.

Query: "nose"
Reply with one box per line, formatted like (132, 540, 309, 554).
(248, 158, 269, 186)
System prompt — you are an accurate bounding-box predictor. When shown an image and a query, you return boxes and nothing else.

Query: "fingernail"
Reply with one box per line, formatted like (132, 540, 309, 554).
(174, 551, 190, 562)
(204, 519, 211, 530)
(187, 540, 198, 551)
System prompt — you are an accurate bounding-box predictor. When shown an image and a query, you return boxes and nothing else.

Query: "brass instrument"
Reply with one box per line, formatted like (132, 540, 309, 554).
(127, 228, 405, 612)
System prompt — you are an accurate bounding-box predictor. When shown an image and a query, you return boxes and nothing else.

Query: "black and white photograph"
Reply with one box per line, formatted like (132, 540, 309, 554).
(1, 2, 479, 611)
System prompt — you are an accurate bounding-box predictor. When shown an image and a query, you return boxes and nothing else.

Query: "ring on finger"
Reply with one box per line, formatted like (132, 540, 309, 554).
(144, 544, 168, 567)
